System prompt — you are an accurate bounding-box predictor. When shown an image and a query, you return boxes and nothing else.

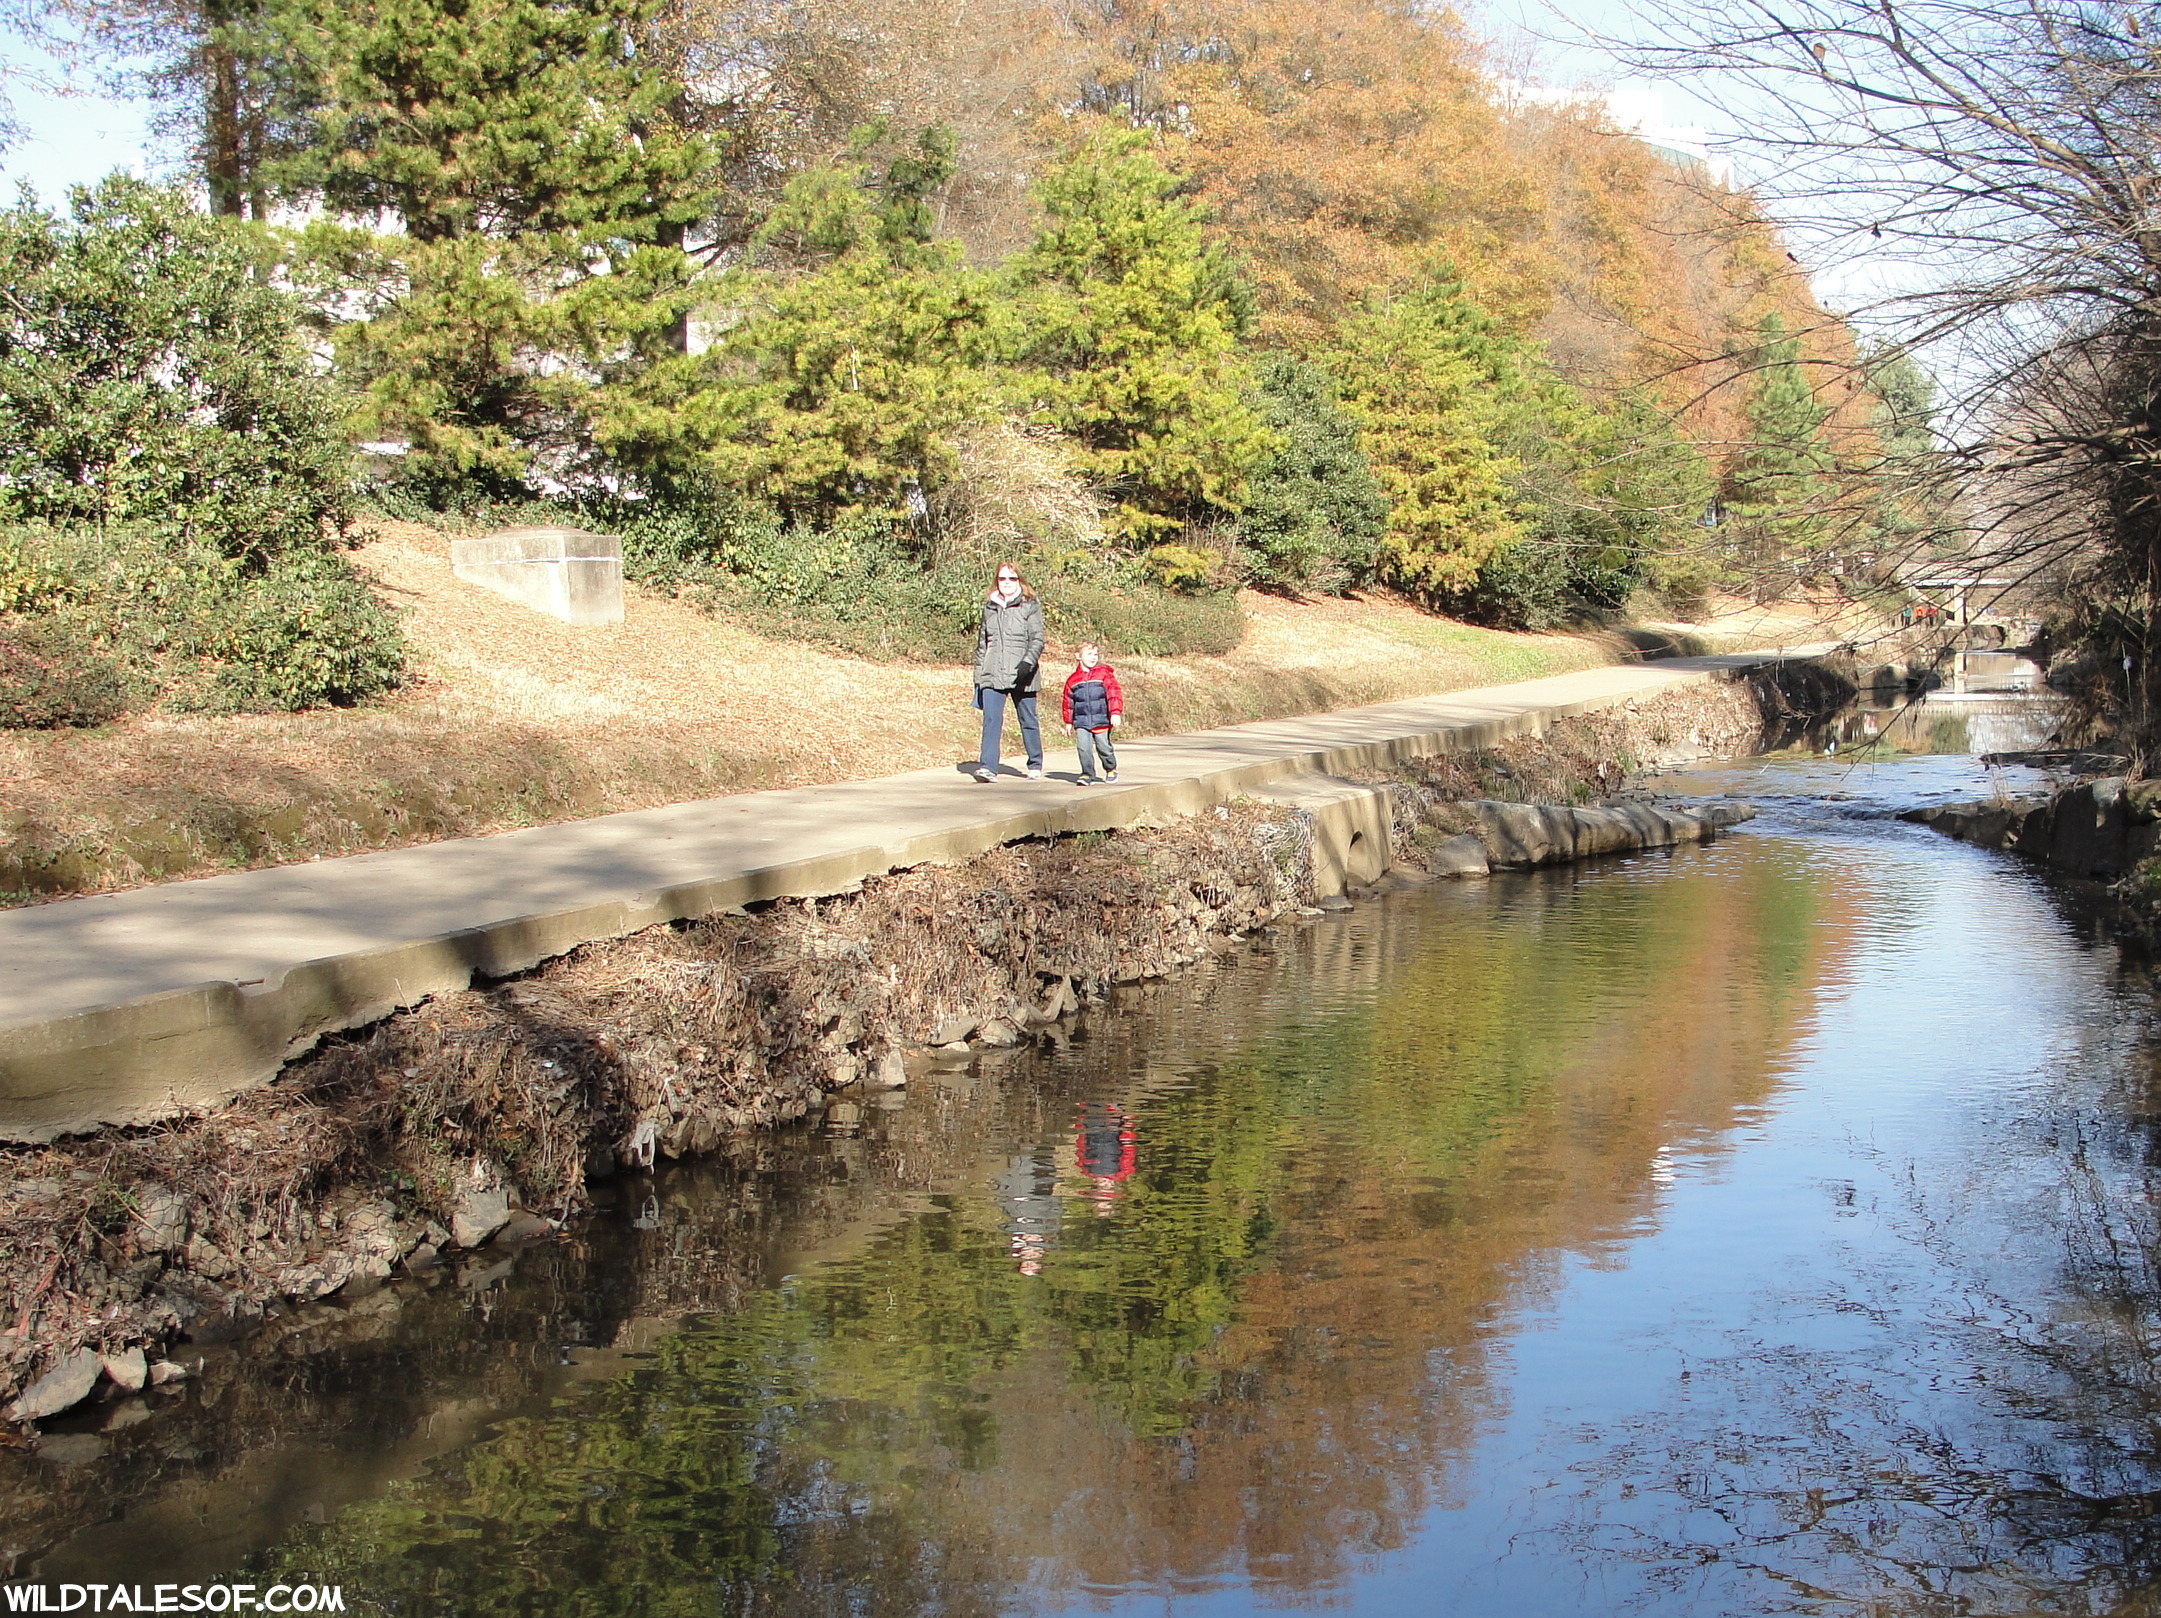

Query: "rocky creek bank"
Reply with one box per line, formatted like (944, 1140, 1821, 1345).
(0, 671, 1808, 1437)
(1902, 772, 2161, 886)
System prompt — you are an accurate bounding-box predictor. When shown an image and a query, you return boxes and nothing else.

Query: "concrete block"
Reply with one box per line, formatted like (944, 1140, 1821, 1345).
(450, 526, 624, 626)
(1246, 775, 1393, 896)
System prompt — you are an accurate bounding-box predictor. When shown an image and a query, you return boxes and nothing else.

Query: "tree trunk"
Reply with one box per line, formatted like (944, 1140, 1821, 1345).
(204, 37, 245, 218)
(656, 218, 691, 354)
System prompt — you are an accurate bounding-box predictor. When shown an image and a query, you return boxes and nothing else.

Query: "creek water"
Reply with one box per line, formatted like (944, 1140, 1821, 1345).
(15, 728, 2161, 1615)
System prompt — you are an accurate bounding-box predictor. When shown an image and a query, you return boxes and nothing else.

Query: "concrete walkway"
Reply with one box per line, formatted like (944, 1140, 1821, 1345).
(0, 649, 1828, 1139)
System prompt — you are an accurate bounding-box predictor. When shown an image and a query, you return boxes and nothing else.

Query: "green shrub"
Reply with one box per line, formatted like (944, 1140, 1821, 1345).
(1047, 578, 1245, 658)
(0, 178, 354, 558)
(0, 526, 406, 723)
(1449, 541, 1574, 631)
(1237, 357, 1386, 592)
(1141, 543, 1224, 594)
(0, 615, 135, 728)
(180, 548, 412, 712)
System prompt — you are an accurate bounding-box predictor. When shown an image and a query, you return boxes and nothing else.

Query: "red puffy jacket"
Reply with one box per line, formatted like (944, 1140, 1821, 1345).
(1060, 663, 1123, 729)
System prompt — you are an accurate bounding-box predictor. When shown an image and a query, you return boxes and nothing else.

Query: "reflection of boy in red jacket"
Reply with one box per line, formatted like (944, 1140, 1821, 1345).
(1076, 1102, 1137, 1214)
(1060, 644, 1123, 785)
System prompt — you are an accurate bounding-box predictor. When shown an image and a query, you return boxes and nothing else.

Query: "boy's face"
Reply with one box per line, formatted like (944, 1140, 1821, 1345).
(1079, 646, 1099, 668)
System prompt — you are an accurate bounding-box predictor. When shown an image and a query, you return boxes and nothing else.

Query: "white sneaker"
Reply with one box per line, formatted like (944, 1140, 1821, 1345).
(972, 767, 996, 783)
(1026, 765, 1044, 780)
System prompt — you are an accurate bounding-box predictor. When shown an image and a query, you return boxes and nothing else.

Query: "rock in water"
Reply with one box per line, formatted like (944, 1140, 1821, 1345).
(7, 1348, 102, 1422)
(928, 1014, 978, 1046)
(450, 1187, 512, 1248)
(1426, 838, 1495, 877)
(100, 1347, 148, 1393)
(492, 1213, 556, 1246)
(1463, 801, 1577, 867)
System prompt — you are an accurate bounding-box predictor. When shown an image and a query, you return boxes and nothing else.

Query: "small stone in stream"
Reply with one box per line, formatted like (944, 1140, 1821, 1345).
(1293, 906, 1325, 918)
(449, 1186, 511, 1249)
(7, 1349, 102, 1422)
(100, 1347, 148, 1393)
(36, 1433, 108, 1466)
(1317, 894, 1354, 912)
(928, 1014, 977, 1045)
(935, 1040, 971, 1056)
(975, 1018, 1023, 1047)
(866, 1050, 908, 1089)
(146, 1360, 190, 1387)
(492, 1213, 556, 1246)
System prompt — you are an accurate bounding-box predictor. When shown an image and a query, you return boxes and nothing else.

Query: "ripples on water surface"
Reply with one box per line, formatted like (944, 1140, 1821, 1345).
(16, 753, 2161, 1616)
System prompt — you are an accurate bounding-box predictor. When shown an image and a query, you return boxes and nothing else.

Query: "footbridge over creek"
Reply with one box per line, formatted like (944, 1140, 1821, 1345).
(0, 648, 1837, 1141)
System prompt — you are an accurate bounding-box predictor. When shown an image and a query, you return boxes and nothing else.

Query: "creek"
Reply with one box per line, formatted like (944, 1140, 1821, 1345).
(13, 706, 2161, 1615)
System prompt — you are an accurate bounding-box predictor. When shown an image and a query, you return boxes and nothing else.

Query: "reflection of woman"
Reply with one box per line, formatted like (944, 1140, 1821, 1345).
(972, 562, 1045, 783)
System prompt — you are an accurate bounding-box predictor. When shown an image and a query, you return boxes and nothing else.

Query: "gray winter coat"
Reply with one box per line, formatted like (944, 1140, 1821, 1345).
(974, 592, 1045, 694)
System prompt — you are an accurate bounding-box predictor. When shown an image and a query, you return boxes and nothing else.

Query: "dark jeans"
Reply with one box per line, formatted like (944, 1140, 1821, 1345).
(1076, 726, 1117, 779)
(978, 687, 1041, 772)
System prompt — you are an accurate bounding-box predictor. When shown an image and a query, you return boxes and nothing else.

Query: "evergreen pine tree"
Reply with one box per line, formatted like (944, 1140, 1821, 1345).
(1005, 133, 1274, 542)
(272, 0, 715, 495)
(1328, 275, 1527, 599)
(603, 126, 998, 520)
(1236, 356, 1387, 592)
(1723, 314, 1834, 571)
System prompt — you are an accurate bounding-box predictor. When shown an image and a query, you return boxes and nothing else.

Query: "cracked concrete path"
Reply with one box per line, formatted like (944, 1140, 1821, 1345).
(0, 648, 1829, 1137)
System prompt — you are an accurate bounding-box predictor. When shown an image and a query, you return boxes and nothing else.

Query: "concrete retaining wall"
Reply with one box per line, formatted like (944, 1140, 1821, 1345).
(450, 526, 625, 626)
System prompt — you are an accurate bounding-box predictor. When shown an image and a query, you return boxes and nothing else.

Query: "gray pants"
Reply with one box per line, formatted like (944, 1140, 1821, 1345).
(1076, 726, 1117, 779)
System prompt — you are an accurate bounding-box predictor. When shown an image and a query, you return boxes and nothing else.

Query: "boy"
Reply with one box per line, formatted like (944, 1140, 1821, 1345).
(1060, 643, 1123, 785)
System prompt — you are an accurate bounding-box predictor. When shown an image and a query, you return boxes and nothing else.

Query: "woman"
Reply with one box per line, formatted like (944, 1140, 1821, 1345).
(972, 561, 1045, 783)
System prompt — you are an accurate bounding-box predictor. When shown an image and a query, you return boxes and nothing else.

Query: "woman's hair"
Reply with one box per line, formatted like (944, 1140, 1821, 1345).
(987, 561, 1037, 601)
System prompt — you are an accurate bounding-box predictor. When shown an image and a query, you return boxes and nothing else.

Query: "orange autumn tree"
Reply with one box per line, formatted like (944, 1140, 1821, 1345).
(1063, 0, 1544, 345)
(1066, 0, 1847, 409)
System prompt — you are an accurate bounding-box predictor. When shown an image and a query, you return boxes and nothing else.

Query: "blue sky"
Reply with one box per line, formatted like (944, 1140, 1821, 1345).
(0, 38, 162, 203)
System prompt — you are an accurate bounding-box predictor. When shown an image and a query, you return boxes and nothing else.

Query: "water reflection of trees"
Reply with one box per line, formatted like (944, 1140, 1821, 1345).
(252, 843, 1850, 1614)
(1538, 995, 2161, 1615)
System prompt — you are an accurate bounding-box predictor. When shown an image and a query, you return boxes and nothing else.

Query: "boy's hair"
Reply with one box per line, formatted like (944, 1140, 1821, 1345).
(1079, 642, 1101, 659)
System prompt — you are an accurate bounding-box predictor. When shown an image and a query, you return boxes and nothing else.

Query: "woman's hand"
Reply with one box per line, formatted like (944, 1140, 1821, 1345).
(1063, 723, 1074, 735)
(1109, 714, 1122, 729)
